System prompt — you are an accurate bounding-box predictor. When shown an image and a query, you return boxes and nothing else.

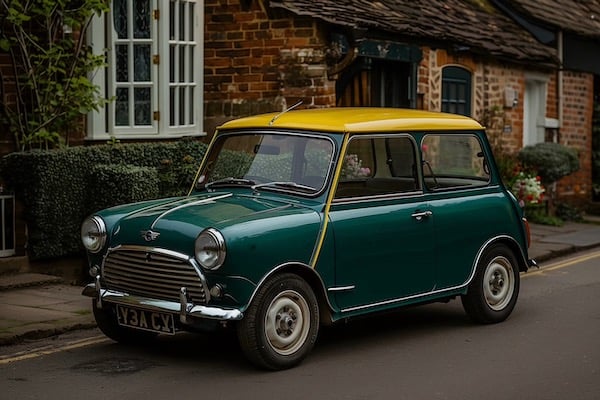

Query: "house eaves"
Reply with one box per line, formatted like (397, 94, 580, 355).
(497, 0, 600, 40)
(269, 0, 558, 67)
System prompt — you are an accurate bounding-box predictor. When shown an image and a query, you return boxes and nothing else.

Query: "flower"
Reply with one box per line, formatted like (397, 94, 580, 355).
(341, 154, 371, 179)
(511, 172, 545, 207)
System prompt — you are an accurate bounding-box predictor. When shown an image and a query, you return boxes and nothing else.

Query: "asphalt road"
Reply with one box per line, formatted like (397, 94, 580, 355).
(2, 250, 599, 400)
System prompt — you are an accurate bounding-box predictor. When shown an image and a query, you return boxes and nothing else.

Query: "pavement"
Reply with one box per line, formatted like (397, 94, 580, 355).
(1, 218, 600, 346)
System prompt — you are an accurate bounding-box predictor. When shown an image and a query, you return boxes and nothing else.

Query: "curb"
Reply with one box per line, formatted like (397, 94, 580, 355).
(0, 320, 97, 347)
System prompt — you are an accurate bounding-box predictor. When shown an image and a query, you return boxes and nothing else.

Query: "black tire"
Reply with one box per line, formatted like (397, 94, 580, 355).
(461, 243, 520, 324)
(236, 273, 319, 370)
(92, 301, 157, 344)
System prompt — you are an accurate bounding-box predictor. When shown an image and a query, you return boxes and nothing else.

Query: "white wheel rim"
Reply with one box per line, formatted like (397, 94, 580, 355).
(483, 256, 515, 311)
(264, 290, 311, 356)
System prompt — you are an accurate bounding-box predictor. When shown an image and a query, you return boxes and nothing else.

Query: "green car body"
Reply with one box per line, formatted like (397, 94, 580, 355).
(82, 108, 533, 369)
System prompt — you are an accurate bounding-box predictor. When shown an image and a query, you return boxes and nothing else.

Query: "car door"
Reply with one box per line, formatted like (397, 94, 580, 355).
(420, 133, 501, 288)
(328, 135, 435, 312)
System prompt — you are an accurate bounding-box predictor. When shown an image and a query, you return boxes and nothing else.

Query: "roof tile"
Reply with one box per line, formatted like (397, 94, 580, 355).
(270, 0, 558, 65)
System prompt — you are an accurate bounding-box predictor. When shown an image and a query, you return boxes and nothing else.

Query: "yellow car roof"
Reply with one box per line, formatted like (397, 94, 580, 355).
(217, 107, 483, 133)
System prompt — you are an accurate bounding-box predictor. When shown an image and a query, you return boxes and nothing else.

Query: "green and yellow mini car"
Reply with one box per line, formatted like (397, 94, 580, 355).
(82, 108, 534, 370)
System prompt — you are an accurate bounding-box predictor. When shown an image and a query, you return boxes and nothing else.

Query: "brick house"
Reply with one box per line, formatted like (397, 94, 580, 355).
(203, 0, 599, 207)
(0, 0, 599, 257)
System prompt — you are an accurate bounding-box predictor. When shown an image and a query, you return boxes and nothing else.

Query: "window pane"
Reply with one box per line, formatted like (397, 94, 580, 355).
(179, 87, 185, 125)
(422, 135, 489, 190)
(179, 46, 185, 82)
(169, 45, 176, 82)
(189, 87, 194, 125)
(133, 0, 151, 39)
(442, 66, 472, 116)
(170, 87, 176, 126)
(134, 87, 151, 125)
(189, 47, 194, 82)
(113, 0, 128, 39)
(189, 3, 195, 41)
(115, 87, 129, 126)
(116, 45, 129, 82)
(179, 3, 185, 40)
(169, 1, 176, 40)
(134, 45, 151, 82)
(336, 137, 421, 198)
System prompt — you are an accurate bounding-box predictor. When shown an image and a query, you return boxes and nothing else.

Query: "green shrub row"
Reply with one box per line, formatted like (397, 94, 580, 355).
(0, 139, 206, 259)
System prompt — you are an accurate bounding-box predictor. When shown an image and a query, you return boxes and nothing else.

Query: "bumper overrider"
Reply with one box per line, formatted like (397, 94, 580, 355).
(82, 277, 243, 322)
(83, 245, 244, 325)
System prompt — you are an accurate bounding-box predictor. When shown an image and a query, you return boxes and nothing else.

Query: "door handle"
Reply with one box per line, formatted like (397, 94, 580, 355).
(411, 210, 433, 221)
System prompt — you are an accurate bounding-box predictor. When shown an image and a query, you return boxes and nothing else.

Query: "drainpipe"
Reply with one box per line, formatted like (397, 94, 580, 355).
(556, 30, 563, 144)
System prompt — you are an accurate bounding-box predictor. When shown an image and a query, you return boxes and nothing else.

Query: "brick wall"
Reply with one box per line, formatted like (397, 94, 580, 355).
(204, 0, 335, 136)
(557, 71, 594, 205)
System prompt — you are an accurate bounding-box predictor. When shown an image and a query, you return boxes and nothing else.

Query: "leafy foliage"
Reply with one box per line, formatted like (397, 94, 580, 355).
(0, 0, 109, 151)
(517, 142, 580, 185)
(90, 164, 160, 212)
(0, 140, 206, 259)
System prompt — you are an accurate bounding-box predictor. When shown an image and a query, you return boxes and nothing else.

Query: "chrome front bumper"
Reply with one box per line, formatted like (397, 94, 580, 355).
(82, 276, 243, 323)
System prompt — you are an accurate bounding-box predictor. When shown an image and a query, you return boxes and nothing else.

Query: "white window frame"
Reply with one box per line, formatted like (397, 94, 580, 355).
(87, 0, 204, 140)
(523, 73, 548, 146)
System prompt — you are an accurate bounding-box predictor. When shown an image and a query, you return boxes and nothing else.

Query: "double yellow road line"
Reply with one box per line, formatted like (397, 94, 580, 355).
(522, 249, 600, 278)
(0, 335, 109, 365)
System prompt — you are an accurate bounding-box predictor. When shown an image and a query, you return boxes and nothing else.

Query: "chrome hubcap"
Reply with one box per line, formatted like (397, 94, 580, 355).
(265, 290, 310, 355)
(483, 256, 514, 311)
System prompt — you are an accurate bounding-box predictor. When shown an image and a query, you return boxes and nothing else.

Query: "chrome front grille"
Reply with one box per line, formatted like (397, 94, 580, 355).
(102, 247, 208, 303)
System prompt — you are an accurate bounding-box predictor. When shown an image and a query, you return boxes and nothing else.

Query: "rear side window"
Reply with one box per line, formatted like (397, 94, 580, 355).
(421, 134, 490, 190)
(335, 136, 420, 199)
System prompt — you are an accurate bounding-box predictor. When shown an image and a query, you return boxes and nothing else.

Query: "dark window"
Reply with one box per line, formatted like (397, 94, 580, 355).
(335, 136, 420, 199)
(441, 66, 472, 116)
(421, 134, 489, 190)
(337, 58, 412, 108)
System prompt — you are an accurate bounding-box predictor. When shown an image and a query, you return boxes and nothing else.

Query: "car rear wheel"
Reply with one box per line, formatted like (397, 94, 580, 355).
(236, 273, 319, 370)
(92, 301, 157, 344)
(461, 243, 520, 324)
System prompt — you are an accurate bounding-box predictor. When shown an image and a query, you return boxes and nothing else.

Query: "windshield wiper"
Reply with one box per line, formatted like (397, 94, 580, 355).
(205, 177, 256, 190)
(252, 181, 316, 192)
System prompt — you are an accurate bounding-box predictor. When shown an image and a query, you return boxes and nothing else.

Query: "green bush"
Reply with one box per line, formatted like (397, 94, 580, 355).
(0, 139, 206, 259)
(90, 164, 160, 212)
(518, 142, 580, 185)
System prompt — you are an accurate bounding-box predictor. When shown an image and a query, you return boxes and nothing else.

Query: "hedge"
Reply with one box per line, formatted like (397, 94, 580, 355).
(0, 139, 206, 259)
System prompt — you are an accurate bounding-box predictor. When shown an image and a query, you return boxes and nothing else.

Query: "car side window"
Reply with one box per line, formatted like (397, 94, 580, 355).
(421, 134, 490, 190)
(335, 136, 420, 199)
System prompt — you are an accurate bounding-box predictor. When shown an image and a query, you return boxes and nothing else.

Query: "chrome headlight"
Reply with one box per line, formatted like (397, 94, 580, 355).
(81, 216, 107, 253)
(195, 228, 226, 270)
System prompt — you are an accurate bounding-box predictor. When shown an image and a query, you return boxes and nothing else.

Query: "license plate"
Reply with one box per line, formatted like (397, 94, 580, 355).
(116, 305, 176, 335)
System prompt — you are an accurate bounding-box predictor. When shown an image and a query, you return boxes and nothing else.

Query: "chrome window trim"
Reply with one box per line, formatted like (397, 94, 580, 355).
(332, 190, 425, 204)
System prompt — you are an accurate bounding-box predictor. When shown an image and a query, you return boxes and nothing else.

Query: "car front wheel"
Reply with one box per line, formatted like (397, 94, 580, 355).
(461, 243, 520, 324)
(236, 273, 319, 370)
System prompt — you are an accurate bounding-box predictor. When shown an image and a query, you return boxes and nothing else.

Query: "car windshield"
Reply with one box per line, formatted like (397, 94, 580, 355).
(198, 132, 335, 195)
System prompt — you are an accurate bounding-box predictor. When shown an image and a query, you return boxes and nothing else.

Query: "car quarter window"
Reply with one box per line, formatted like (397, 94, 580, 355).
(421, 134, 490, 190)
(335, 135, 420, 199)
